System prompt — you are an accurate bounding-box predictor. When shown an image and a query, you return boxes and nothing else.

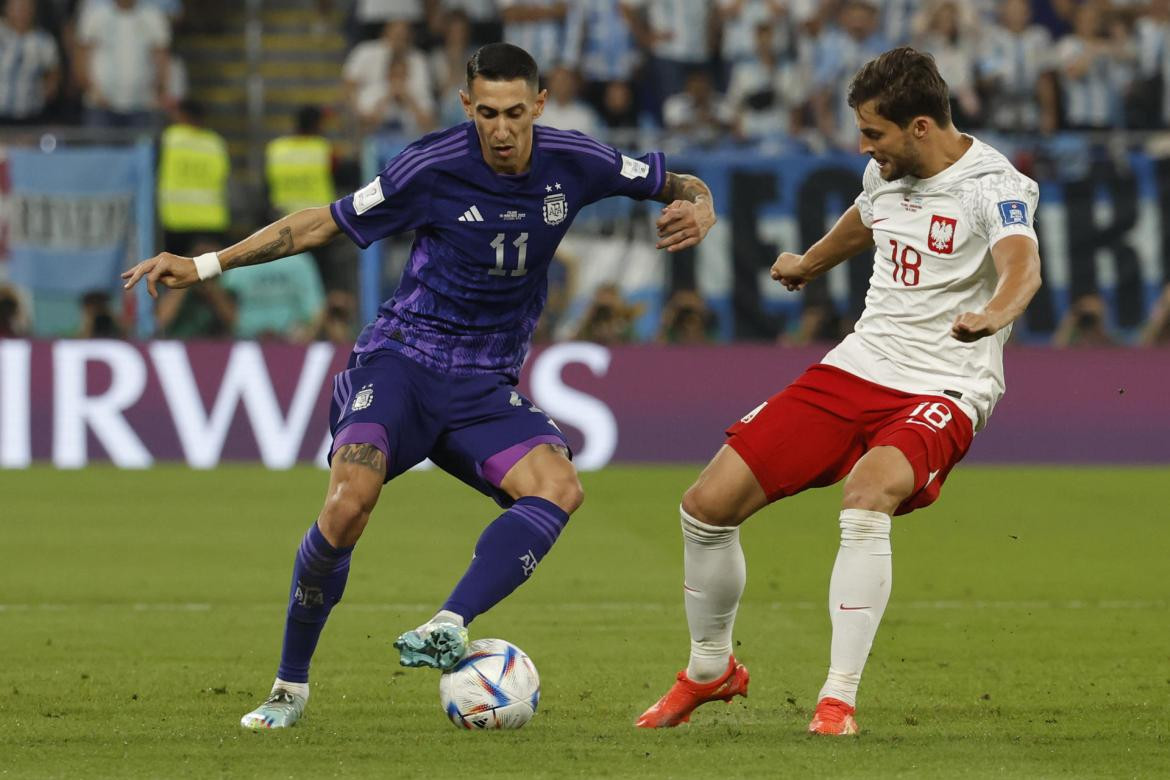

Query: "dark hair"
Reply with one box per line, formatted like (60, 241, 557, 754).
(179, 99, 205, 122)
(847, 47, 951, 128)
(295, 105, 322, 134)
(466, 43, 539, 90)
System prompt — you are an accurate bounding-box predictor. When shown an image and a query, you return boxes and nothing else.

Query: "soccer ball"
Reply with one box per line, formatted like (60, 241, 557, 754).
(438, 638, 540, 729)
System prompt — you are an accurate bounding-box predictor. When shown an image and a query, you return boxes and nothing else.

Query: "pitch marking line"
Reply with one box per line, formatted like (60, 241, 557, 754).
(0, 600, 1164, 613)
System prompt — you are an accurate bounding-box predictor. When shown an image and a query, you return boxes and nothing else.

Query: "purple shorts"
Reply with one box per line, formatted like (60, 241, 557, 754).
(329, 349, 570, 507)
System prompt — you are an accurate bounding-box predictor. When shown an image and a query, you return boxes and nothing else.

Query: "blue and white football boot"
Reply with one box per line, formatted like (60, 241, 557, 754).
(394, 619, 470, 670)
(240, 686, 307, 730)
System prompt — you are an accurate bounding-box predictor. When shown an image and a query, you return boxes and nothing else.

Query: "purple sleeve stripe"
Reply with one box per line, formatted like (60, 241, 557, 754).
(385, 134, 467, 179)
(388, 140, 468, 183)
(538, 133, 617, 159)
(540, 142, 616, 164)
(330, 200, 370, 249)
(392, 146, 471, 188)
(654, 151, 666, 197)
(536, 126, 616, 157)
(331, 375, 343, 410)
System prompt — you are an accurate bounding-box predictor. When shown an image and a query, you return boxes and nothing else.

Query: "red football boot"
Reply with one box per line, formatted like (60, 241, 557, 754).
(636, 656, 749, 728)
(807, 697, 860, 735)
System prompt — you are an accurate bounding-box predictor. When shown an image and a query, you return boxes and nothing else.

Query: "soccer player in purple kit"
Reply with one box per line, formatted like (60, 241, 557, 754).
(122, 43, 717, 730)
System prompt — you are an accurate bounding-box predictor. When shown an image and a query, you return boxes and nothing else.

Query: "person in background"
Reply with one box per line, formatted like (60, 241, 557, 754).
(220, 251, 327, 343)
(811, 0, 889, 149)
(536, 65, 601, 134)
(1055, 1, 1136, 130)
(154, 240, 237, 339)
(1139, 283, 1170, 346)
(381, 52, 437, 134)
(343, 19, 434, 133)
(0, 0, 61, 125)
(157, 99, 230, 259)
(637, 0, 716, 124)
(497, 0, 568, 72)
(266, 105, 336, 219)
(1053, 292, 1115, 347)
(912, 0, 982, 127)
(978, 0, 1060, 134)
(430, 10, 477, 128)
(574, 282, 644, 344)
(727, 19, 805, 140)
(598, 79, 640, 137)
(78, 290, 124, 338)
(311, 289, 359, 344)
(663, 69, 735, 147)
(77, 0, 171, 128)
(0, 283, 31, 337)
(657, 289, 715, 344)
(562, 0, 642, 120)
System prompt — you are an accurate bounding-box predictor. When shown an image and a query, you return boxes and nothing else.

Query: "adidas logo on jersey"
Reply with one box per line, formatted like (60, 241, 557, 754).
(458, 205, 485, 222)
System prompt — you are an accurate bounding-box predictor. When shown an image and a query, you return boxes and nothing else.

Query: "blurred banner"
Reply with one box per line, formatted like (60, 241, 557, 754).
(2, 340, 1166, 469)
(3, 143, 154, 336)
(360, 136, 1170, 343)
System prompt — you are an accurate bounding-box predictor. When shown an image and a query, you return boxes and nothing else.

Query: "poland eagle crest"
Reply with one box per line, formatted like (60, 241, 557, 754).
(928, 215, 956, 254)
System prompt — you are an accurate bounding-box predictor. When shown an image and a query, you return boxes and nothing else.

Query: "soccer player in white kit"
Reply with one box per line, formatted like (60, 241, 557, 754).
(638, 47, 1043, 734)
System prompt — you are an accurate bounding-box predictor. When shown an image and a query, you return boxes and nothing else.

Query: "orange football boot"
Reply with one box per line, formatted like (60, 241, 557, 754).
(807, 697, 860, 735)
(636, 656, 749, 728)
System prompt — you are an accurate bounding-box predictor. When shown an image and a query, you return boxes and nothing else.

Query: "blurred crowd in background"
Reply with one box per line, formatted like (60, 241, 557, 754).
(2, 0, 1170, 347)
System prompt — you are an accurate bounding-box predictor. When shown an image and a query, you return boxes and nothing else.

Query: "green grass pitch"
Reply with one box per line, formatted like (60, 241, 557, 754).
(1, 465, 1167, 778)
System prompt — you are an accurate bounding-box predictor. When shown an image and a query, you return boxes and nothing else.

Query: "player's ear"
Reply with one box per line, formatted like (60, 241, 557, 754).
(533, 88, 548, 119)
(459, 89, 473, 119)
(913, 116, 930, 139)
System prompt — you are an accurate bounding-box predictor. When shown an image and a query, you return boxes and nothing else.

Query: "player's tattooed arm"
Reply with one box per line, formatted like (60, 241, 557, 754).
(653, 172, 711, 208)
(652, 172, 716, 253)
(334, 443, 388, 476)
(121, 206, 342, 296)
(221, 206, 342, 271)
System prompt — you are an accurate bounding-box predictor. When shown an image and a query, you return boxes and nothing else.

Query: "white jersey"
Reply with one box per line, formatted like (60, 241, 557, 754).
(821, 136, 1039, 431)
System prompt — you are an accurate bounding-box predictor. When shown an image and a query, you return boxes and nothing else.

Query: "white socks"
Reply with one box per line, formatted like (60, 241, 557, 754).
(818, 508, 892, 707)
(274, 678, 310, 700)
(430, 609, 465, 628)
(681, 506, 746, 682)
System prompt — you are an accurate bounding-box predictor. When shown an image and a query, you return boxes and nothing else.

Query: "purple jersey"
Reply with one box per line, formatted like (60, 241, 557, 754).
(330, 122, 666, 380)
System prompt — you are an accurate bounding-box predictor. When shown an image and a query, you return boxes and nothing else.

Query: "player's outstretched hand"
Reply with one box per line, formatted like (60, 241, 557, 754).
(655, 199, 715, 253)
(121, 253, 200, 299)
(951, 311, 998, 342)
(770, 252, 808, 291)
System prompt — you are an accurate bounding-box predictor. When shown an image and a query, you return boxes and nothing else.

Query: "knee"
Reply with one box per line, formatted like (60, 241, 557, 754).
(319, 483, 377, 546)
(681, 482, 740, 528)
(840, 472, 907, 515)
(534, 472, 585, 515)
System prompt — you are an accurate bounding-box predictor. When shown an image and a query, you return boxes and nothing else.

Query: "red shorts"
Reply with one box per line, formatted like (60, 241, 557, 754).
(725, 363, 973, 516)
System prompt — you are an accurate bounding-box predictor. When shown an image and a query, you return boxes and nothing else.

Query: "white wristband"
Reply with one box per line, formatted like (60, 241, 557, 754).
(193, 252, 222, 281)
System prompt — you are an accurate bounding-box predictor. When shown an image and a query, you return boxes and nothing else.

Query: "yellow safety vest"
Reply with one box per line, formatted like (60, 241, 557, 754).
(157, 123, 230, 231)
(265, 135, 334, 215)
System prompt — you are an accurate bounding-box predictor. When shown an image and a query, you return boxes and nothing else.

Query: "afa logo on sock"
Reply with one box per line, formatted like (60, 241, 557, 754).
(519, 550, 538, 577)
(294, 581, 325, 607)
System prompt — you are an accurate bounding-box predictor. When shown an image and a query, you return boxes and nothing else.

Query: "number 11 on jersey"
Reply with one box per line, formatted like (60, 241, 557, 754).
(490, 232, 529, 277)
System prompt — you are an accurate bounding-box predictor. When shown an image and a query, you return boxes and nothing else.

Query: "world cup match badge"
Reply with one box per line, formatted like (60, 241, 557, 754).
(928, 214, 957, 254)
(351, 383, 374, 411)
(542, 192, 567, 225)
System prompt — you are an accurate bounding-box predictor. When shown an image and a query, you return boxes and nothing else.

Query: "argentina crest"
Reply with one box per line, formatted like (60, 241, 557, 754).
(351, 383, 374, 411)
(542, 192, 567, 225)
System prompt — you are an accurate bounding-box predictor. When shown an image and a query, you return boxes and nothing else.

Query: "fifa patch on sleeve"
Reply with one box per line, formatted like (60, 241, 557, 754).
(998, 200, 1028, 227)
(353, 178, 385, 215)
(620, 155, 650, 180)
